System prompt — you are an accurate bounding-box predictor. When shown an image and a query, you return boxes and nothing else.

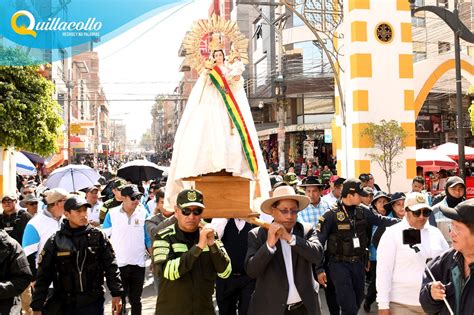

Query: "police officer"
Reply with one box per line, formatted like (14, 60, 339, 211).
(99, 178, 126, 224)
(0, 228, 32, 314)
(315, 178, 399, 315)
(31, 195, 123, 315)
(0, 192, 32, 244)
(153, 188, 232, 314)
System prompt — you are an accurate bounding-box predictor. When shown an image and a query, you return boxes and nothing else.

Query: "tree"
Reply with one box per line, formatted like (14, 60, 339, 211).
(362, 120, 408, 193)
(140, 129, 153, 151)
(0, 48, 62, 156)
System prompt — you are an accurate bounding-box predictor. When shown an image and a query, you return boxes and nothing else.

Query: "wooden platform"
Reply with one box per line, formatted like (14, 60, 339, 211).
(183, 173, 254, 219)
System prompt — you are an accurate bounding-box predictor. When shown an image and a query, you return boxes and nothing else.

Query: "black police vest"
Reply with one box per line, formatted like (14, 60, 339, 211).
(221, 219, 253, 274)
(327, 205, 368, 261)
(51, 229, 104, 303)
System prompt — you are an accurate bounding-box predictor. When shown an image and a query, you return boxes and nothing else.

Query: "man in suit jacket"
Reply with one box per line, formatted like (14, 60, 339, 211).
(245, 186, 324, 315)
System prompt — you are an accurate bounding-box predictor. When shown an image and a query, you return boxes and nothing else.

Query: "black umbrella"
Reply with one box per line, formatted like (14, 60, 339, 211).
(117, 159, 168, 184)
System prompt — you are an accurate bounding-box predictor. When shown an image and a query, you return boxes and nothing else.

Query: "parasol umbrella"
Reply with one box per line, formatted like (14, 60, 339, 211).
(434, 142, 474, 160)
(44, 164, 101, 192)
(117, 159, 168, 184)
(14, 151, 37, 176)
(416, 149, 458, 170)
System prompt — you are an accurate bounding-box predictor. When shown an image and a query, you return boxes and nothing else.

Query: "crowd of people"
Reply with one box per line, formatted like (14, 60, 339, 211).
(1, 166, 473, 315)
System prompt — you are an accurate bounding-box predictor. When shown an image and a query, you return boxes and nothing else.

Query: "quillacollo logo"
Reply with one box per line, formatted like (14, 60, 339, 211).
(0, 0, 183, 65)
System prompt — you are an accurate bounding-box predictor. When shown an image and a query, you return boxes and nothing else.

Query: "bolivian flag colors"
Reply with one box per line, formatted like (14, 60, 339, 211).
(209, 66, 258, 175)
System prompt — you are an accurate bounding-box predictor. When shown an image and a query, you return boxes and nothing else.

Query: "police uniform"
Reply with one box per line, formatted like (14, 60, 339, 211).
(315, 179, 399, 315)
(152, 189, 232, 315)
(0, 208, 32, 244)
(0, 229, 32, 314)
(31, 197, 123, 314)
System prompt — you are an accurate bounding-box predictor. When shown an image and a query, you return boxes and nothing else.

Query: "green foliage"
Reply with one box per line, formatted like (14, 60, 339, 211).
(361, 120, 408, 193)
(0, 48, 62, 156)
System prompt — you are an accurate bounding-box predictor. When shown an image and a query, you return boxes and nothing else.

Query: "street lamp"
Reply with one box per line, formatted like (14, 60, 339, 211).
(275, 73, 287, 171)
(409, 0, 474, 180)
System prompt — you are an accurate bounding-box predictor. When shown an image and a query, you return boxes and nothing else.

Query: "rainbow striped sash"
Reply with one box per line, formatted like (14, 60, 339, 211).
(208, 66, 258, 175)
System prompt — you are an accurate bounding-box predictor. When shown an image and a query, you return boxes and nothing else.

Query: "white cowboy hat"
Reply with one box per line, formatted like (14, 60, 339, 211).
(261, 186, 310, 215)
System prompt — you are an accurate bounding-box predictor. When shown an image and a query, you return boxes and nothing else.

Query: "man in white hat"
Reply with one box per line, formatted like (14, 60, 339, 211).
(245, 186, 323, 315)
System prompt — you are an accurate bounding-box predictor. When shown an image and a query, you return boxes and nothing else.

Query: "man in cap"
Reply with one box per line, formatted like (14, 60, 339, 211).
(103, 184, 151, 315)
(431, 176, 465, 242)
(376, 192, 448, 314)
(360, 187, 374, 207)
(20, 194, 39, 216)
(315, 178, 399, 315)
(297, 176, 330, 227)
(153, 188, 232, 314)
(99, 178, 126, 224)
(22, 188, 68, 280)
(0, 227, 32, 314)
(31, 195, 123, 315)
(0, 192, 32, 245)
(84, 186, 102, 227)
(245, 186, 324, 315)
(420, 199, 474, 314)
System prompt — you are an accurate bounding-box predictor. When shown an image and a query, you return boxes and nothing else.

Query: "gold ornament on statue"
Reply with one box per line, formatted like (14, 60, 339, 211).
(182, 14, 249, 72)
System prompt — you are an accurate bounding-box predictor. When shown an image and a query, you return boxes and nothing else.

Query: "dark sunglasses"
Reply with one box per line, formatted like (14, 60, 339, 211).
(275, 207, 299, 215)
(130, 195, 142, 201)
(409, 209, 432, 218)
(181, 207, 203, 216)
(27, 202, 38, 205)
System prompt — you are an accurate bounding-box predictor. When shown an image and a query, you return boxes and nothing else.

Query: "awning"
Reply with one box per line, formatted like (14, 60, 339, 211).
(21, 151, 45, 164)
(45, 151, 65, 171)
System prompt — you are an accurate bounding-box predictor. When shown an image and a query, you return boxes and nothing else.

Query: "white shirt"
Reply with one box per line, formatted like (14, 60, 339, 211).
(87, 201, 103, 224)
(376, 217, 449, 309)
(266, 233, 302, 304)
(102, 204, 150, 267)
(211, 218, 247, 239)
(322, 191, 337, 207)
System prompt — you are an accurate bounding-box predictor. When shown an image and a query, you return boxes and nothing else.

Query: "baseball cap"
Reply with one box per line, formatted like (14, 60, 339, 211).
(341, 178, 369, 197)
(84, 186, 99, 193)
(440, 199, 474, 224)
(1, 192, 17, 201)
(64, 195, 91, 211)
(44, 188, 69, 204)
(112, 178, 127, 190)
(177, 189, 205, 209)
(359, 173, 370, 182)
(363, 187, 374, 196)
(404, 192, 432, 211)
(19, 194, 38, 208)
(120, 184, 142, 198)
(446, 176, 465, 189)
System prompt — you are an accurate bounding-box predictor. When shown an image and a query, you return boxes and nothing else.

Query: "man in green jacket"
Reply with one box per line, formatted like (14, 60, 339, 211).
(152, 188, 231, 315)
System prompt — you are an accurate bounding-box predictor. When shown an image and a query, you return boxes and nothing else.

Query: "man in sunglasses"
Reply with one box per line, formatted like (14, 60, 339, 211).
(153, 188, 231, 314)
(376, 192, 448, 314)
(103, 184, 151, 315)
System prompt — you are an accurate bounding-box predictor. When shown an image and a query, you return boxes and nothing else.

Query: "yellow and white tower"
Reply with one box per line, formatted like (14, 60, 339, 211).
(333, 0, 417, 191)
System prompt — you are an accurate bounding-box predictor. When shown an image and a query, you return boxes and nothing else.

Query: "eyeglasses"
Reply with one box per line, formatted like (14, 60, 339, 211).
(130, 195, 142, 201)
(181, 207, 203, 216)
(275, 207, 299, 215)
(409, 209, 432, 218)
(27, 202, 38, 206)
(1, 199, 15, 203)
